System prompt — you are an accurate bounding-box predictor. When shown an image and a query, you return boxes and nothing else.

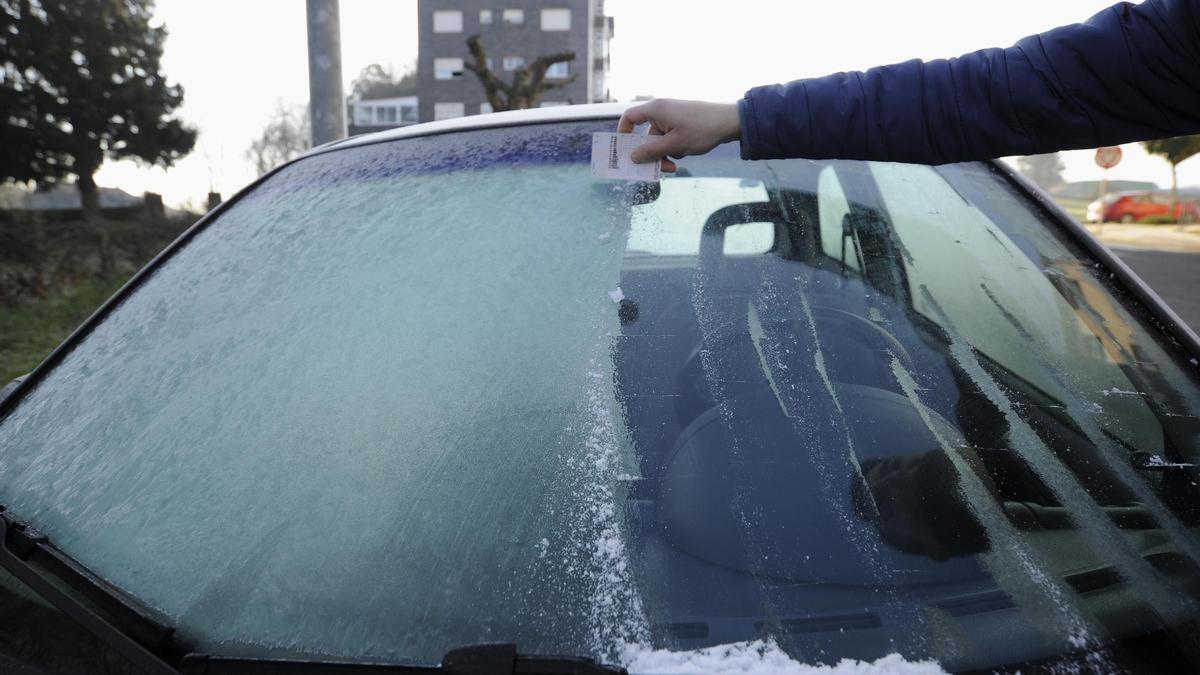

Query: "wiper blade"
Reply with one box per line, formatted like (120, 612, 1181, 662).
(0, 505, 180, 674)
(181, 643, 628, 675)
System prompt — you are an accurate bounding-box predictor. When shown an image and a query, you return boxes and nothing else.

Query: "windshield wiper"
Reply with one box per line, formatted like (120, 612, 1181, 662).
(180, 643, 627, 674)
(2, 506, 626, 675)
(0, 505, 180, 674)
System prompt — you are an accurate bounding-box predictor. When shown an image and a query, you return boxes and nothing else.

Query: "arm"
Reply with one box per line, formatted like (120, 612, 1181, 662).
(739, 0, 1200, 163)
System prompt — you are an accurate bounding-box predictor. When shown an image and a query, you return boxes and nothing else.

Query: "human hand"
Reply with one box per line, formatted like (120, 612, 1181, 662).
(616, 99, 741, 173)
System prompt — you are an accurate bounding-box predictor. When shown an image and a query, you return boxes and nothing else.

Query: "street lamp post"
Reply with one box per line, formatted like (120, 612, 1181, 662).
(306, 0, 346, 147)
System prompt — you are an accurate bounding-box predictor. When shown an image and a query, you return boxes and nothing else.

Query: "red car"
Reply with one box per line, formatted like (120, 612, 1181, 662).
(1087, 191, 1200, 223)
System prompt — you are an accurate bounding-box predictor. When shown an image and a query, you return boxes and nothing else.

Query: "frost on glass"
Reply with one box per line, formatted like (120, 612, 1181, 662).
(5, 132, 1200, 673)
(0, 143, 646, 662)
(611, 156, 1200, 671)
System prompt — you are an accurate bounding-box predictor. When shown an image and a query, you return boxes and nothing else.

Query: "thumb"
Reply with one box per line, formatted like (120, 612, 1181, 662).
(631, 134, 675, 164)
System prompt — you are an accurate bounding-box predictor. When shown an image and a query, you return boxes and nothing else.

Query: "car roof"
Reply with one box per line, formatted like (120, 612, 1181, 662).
(310, 102, 633, 156)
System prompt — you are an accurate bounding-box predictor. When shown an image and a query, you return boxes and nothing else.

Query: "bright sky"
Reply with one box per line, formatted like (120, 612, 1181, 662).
(94, 0, 1200, 208)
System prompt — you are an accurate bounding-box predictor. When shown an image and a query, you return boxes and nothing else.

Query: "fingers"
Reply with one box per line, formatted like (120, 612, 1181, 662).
(630, 133, 676, 164)
(617, 102, 655, 133)
(619, 100, 679, 170)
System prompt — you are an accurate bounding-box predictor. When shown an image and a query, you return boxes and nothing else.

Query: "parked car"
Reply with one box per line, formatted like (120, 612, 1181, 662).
(3, 104, 1200, 674)
(1086, 190, 1200, 223)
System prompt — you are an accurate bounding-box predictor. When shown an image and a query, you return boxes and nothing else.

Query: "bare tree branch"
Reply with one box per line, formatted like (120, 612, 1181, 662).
(463, 36, 576, 111)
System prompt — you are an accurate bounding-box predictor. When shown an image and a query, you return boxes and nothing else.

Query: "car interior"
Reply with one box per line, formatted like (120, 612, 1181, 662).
(606, 152, 1200, 669)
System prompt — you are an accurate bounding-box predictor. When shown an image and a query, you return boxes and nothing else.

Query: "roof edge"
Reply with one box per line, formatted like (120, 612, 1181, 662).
(311, 102, 631, 154)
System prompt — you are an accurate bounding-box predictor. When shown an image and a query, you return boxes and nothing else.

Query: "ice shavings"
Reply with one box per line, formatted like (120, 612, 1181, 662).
(573, 360, 649, 657)
(608, 287, 625, 303)
(618, 640, 946, 675)
(890, 359, 1106, 661)
(1101, 387, 1145, 397)
(1141, 454, 1194, 470)
(919, 287, 1194, 621)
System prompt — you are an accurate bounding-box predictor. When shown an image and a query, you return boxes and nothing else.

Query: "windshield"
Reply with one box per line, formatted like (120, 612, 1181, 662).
(2, 120, 1200, 672)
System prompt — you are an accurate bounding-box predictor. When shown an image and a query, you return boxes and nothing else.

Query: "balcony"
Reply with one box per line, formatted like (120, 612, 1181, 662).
(593, 15, 614, 36)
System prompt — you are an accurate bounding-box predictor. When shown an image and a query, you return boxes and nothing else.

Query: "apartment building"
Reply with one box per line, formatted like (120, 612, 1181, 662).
(416, 0, 614, 122)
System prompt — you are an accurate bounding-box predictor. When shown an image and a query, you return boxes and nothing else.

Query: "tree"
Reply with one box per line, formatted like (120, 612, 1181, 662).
(0, 0, 196, 221)
(347, 63, 416, 102)
(247, 103, 311, 177)
(1142, 135, 1200, 221)
(1016, 153, 1065, 192)
(463, 35, 577, 111)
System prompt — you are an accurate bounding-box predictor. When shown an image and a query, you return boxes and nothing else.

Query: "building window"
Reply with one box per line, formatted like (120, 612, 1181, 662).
(545, 61, 569, 79)
(400, 103, 418, 123)
(479, 9, 493, 24)
(540, 8, 570, 31)
(539, 101, 568, 107)
(434, 57, 464, 80)
(432, 10, 463, 33)
(353, 104, 372, 126)
(502, 9, 523, 24)
(502, 56, 525, 71)
(479, 102, 493, 114)
(434, 102, 466, 120)
(376, 106, 398, 124)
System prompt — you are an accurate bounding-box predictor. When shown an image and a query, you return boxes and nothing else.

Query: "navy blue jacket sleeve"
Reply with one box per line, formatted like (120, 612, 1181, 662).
(738, 0, 1200, 163)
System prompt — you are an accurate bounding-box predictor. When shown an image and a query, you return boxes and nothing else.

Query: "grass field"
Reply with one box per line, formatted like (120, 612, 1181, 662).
(0, 277, 125, 383)
(1053, 197, 1090, 223)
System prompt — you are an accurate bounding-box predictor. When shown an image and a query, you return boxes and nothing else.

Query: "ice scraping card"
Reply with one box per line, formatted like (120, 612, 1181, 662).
(591, 132, 662, 182)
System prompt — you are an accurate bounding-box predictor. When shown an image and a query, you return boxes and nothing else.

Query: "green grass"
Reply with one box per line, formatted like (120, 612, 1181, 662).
(0, 277, 126, 383)
(1052, 197, 1091, 223)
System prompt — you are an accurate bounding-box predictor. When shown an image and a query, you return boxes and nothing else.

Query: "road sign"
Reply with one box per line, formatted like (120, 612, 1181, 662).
(1095, 146, 1122, 169)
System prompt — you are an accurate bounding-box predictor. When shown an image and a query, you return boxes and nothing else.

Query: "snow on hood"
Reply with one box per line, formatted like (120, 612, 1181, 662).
(619, 640, 946, 675)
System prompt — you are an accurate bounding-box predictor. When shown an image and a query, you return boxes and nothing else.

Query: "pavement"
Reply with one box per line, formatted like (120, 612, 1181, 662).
(1110, 247, 1200, 333)
(1077, 223, 1199, 332)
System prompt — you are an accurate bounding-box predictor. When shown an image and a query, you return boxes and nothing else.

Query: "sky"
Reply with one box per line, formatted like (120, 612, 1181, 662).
(93, 0, 1200, 208)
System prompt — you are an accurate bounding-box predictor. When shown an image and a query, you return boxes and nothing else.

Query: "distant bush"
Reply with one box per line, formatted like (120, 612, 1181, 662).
(0, 212, 196, 304)
(1138, 214, 1177, 225)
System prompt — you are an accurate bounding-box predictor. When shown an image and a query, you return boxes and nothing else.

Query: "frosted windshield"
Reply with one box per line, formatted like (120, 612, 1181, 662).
(2, 125, 1200, 673)
(0, 125, 647, 663)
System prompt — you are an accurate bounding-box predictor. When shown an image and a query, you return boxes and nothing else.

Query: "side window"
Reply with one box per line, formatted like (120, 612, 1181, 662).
(432, 10, 463, 33)
(434, 57, 464, 80)
(723, 222, 775, 256)
(541, 8, 571, 31)
(353, 103, 372, 126)
(502, 8, 524, 24)
(817, 166, 859, 271)
(433, 102, 465, 120)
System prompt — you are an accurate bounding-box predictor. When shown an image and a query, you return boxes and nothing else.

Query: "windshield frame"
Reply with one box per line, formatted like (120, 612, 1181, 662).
(3, 113, 1200, 672)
